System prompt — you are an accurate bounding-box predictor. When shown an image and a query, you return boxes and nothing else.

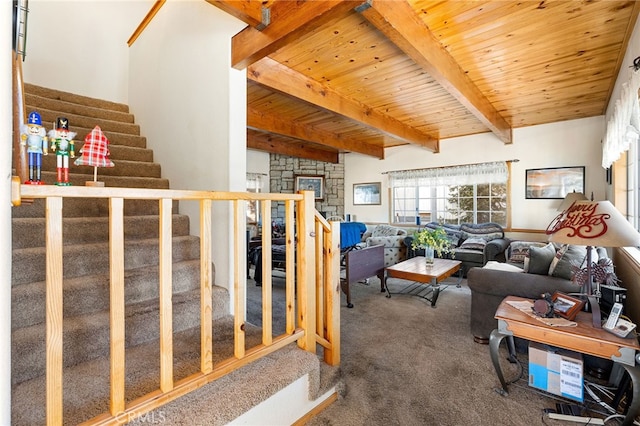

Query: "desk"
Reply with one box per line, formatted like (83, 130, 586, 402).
(383, 257, 461, 307)
(490, 296, 640, 426)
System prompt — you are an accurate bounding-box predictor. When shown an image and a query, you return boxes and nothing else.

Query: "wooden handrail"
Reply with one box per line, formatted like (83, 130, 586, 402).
(12, 50, 27, 184)
(14, 184, 340, 425)
(127, 0, 166, 46)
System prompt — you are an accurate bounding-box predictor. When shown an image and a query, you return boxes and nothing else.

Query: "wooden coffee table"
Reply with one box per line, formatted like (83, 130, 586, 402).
(383, 257, 462, 307)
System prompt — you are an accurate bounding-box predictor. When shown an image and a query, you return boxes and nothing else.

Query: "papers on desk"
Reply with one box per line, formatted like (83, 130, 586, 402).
(506, 300, 577, 327)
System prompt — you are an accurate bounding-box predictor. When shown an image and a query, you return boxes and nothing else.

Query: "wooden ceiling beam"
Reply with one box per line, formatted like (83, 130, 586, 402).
(205, 0, 266, 28)
(230, 0, 367, 69)
(359, 0, 513, 144)
(248, 57, 439, 152)
(247, 129, 339, 163)
(248, 106, 385, 159)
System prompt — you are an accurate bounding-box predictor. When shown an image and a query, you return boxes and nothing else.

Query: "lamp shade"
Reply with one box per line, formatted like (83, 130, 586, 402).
(546, 200, 640, 247)
(557, 191, 588, 212)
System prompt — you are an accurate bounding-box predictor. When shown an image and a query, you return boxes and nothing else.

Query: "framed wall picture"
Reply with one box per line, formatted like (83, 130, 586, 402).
(353, 182, 381, 205)
(525, 166, 585, 199)
(295, 175, 324, 200)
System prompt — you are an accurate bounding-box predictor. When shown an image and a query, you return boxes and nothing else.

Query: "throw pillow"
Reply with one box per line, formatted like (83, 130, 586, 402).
(525, 243, 556, 275)
(459, 237, 487, 251)
(483, 261, 524, 272)
(548, 244, 587, 280)
(508, 241, 547, 264)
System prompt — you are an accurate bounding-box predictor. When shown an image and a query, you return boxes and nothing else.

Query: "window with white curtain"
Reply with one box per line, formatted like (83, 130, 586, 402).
(388, 161, 508, 226)
(602, 68, 640, 232)
(246, 173, 266, 224)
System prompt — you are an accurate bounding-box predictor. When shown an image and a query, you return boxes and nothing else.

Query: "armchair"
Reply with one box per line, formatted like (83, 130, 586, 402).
(364, 224, 408, 266)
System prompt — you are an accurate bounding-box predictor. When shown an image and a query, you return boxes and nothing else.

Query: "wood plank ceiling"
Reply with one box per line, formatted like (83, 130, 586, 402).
(208, 0, 640, 163)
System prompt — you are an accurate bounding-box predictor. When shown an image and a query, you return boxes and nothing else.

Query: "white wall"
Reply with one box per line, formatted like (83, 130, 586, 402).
(22, 0, 152, 104)
(247, 150, 270, 177)
(128, 1, 246, 298)
(345, 116, 606, 230)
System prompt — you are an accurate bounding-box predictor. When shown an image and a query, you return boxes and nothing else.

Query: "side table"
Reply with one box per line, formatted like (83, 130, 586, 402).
(490, 296, 640, 426)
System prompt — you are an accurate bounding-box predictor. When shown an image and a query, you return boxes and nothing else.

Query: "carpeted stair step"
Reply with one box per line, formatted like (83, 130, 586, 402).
(17, 127, 147, 153)
(12, 235, 201, 286)
(11, 197, 178, 218)
(40, 156, 162, 179)
(25, 92, 134, 124)
(65, 126, 148, 149)
(11, 258, 218, 330)
(12, 286, 224, 386)
(12, 215, 191, 249)
(23, 170, 170, 188)
(11, 316, 319, 426)
(24, 83, 129, 113)
(32, 107, 140, 137)
(106, 144, 154, 162)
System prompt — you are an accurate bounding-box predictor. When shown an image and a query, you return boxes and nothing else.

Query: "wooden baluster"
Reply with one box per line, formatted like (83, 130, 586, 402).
(109, 198, 126, 414)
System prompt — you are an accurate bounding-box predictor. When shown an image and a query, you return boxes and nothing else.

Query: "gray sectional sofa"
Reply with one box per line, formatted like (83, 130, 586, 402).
(467, 244, 610, 343)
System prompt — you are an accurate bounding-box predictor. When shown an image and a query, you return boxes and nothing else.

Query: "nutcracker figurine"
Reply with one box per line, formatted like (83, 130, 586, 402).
(20, 111, 48, 184)
(48, 117, 76, 186)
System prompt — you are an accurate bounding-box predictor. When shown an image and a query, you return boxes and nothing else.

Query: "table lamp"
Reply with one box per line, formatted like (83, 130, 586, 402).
(556, 191, 587, 212)
(545, 199, 640, 327)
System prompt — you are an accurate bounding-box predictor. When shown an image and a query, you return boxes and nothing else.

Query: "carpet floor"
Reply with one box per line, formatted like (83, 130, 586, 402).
(253, 274, 626, 426)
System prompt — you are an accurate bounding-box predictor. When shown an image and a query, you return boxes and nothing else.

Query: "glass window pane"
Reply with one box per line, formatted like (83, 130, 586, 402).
(477, 184, 490, 196)
(477, 197, 490, 211)
(477, 212, 490, 223)
(491, 183, 507, 197)
(491, 211, 506, 224)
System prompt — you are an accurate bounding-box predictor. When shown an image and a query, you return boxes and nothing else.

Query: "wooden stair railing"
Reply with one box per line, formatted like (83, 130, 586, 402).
(12, 50, 27, 185)
(12, 184, 340, 425)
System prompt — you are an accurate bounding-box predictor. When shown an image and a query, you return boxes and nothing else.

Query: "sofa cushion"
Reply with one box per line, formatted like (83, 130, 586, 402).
(459, 237, 487, 251)
(451, 248, 484, 264)
(371, 224, 405, 237)
(548, 244, 587, 280)
(508, 241, 547, 264)
(483, 261, 524, 272)
(525, 243, 556, 275)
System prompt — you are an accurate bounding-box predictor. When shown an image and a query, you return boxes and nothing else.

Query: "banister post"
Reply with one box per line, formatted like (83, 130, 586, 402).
(323, 221, 341, 365)
(296, 190, 316, 353)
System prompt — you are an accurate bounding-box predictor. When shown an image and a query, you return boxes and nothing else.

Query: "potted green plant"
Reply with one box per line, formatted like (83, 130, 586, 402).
(411, 227, 455, 265)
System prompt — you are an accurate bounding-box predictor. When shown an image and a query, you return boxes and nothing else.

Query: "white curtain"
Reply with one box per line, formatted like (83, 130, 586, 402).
(602, 69, 640, 169)
(388, 161, 508, 187)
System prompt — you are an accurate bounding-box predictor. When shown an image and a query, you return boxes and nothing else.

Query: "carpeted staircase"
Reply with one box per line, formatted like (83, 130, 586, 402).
(11, 85, 330, 424)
